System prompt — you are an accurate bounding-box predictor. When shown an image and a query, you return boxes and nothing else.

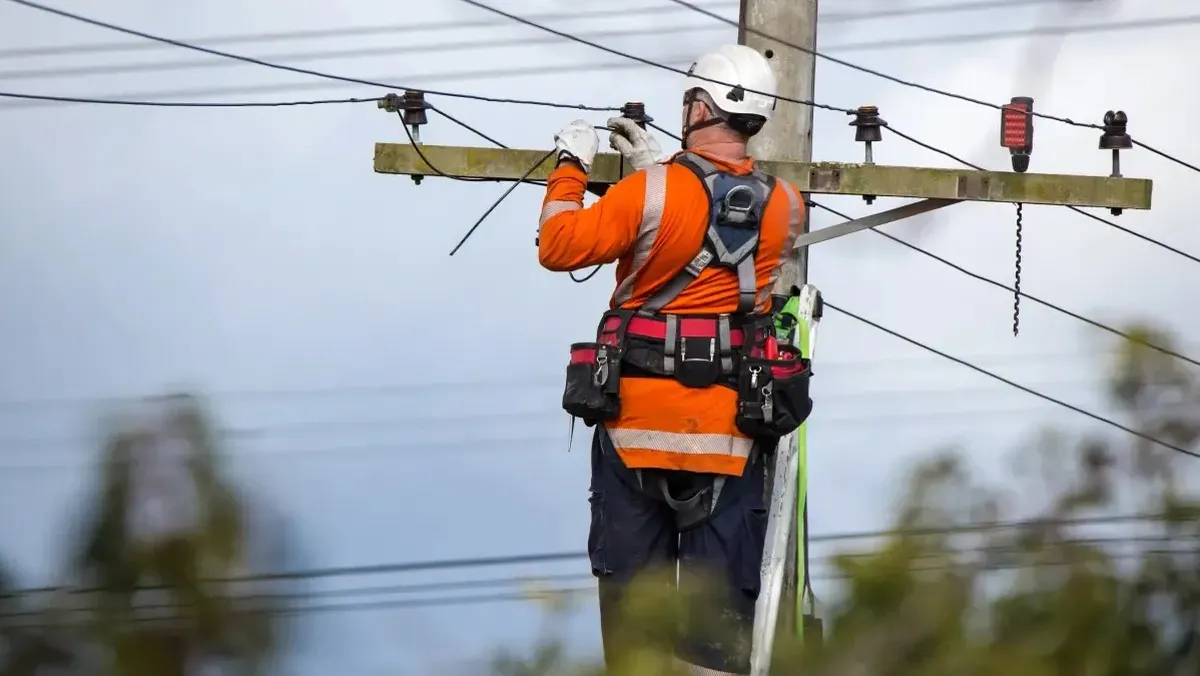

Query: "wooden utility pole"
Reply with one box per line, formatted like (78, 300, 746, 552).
(739, 0, 818, 641)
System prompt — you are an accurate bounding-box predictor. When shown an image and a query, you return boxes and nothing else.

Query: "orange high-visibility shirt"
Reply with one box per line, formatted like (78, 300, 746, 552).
(538, 150, 806, 476)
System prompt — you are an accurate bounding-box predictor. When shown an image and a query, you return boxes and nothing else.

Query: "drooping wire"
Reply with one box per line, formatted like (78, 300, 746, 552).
(1013, 203, 1023, 336)
(823, 302, 1199, 458)
(448, 149, 557, 256)
(399, 116, 492, 183)
(808, 199, 1200, 370)
(390, 111, 554, 254)
(570, 266, 603, 282)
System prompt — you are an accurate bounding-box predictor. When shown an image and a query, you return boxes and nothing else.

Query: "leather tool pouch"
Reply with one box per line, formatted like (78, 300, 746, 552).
(562, 342, 621, 426)
(735, 343, 813, 439)
(561, 312, 628, 425)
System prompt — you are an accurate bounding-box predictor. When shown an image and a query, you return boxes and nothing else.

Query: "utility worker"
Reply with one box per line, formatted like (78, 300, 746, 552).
(538, 44, 812, 675)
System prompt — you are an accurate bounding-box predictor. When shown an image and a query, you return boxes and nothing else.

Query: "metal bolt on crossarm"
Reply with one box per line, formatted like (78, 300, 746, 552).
(1099, 109, 1133, 215)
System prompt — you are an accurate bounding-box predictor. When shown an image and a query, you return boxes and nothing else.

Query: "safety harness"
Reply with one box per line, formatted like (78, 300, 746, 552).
(609, 152, 777, 529)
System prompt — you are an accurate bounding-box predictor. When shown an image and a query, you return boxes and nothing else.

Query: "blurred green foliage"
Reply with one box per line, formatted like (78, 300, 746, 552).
(1, 394, 296, 676)
(494, 325, 1200, 675)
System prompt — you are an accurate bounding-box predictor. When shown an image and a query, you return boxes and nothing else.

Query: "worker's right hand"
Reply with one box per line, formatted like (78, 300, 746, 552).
(607, 117, 665, 171)
(553, 119, 598, 172)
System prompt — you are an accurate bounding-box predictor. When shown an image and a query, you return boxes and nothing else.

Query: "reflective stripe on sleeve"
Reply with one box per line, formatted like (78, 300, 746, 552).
(611, 163, 668, 306)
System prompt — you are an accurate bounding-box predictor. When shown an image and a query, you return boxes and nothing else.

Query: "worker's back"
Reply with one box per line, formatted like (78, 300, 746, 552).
(610, 150, 801, 315)
(540, 148, 805, 477)
(539, 43, 816, 676)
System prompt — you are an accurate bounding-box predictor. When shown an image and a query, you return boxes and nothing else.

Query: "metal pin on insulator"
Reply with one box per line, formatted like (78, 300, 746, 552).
(400, 90, 430, 184)
(849, 105, 886, 203)
(1099, 110, 1132, 215)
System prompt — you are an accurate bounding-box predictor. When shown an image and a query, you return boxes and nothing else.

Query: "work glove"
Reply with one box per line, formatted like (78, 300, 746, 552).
(607, 117, 666, 171)
(553, 119, 599, 172)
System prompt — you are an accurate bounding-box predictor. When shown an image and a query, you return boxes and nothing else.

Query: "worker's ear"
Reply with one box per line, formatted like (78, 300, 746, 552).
(687, 101, 712, 126)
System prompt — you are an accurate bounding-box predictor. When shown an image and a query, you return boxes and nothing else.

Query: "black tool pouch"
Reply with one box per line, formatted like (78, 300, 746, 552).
(562, 342, 622, 426)
(735, 344, 813, 439)
(674, 335, 722, 388)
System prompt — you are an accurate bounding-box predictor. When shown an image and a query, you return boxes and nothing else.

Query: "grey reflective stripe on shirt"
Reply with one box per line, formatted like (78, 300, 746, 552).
(538, 199, 581, 231)
(611, 163, 668, 306)
(756, 180, 804, 311)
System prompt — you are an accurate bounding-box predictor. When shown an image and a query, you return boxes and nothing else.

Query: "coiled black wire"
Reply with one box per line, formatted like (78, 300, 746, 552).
(1013, 203, 1023, 336)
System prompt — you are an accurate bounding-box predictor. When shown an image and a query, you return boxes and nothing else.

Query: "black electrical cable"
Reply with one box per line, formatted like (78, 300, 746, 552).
(0, 24, 726, 83)
(0, 90, 374, 107)
(823, 301, 1199, 459)
(454, 0, 854, 116)
(884, 126, 1200, 266)
(570, 265, 603, 283)
(10, 15, 1197, 85)
(461, 0, 1200, 177)
(0, 0, 1066, 61)
(1012, 203, 1023, 336)
(0, 58, 689, 112)
(1133, 139, 1200, 176)
(401, 120, 489, 183)
(648, 120, 682, 142)
(10, 0, 1195, 173)
(396, 110, 542, 186)
(447, 149, 557, 255)
(6, 512, 1177, 598)
(428, 105, 510, 152)
(667, 0, 1199, 171)
(807, 199, 1200, 371)
(2, 0, 619, 113)
(0, 2, 735, 59)
(666, 0, 1096, 130)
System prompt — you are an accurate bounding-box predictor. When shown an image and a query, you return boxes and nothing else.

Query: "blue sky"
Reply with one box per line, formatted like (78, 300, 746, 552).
(2, 0, 1199, 671)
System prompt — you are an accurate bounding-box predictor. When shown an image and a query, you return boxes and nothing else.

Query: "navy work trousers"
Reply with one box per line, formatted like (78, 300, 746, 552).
(587, 426, 768, 675)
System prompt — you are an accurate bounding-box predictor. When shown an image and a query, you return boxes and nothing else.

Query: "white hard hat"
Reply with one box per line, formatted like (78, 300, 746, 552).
(682, 44, 777, 120)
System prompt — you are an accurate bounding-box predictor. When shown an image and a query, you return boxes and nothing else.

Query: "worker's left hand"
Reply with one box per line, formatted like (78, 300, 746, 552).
(553, 119, 598, 172)
(607, 117, 665, 171)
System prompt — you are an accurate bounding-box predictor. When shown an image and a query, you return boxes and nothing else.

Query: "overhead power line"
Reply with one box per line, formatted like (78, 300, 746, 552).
(0, 0, 1060, 61)
(824, 303, 1199, 459)
(0, 0, 619, 113)
(6, 15, 1199, 84)
(0, 56, 684, 110)
(808, 200, 1200, 371)
(662, 0, 1200, 174)
(13, 535, 1194, 623)
(0, 25, 725, 82)
(3, 0, 1193, 458)
(9, 539, 1193, 625)
(0, 90, 375, 108)
(6, 511, 1177, 597)
(884, 126, 1200, 266)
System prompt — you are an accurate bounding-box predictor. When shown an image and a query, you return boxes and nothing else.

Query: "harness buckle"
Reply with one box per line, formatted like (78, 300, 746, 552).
(718, 184, 757, 227)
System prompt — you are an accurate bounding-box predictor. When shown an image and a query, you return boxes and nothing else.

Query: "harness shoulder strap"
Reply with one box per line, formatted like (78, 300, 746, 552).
(639, 153, 778, 315)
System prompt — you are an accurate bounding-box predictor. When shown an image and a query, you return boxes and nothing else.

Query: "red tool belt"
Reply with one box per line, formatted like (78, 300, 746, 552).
(561, 309, 813, 439)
